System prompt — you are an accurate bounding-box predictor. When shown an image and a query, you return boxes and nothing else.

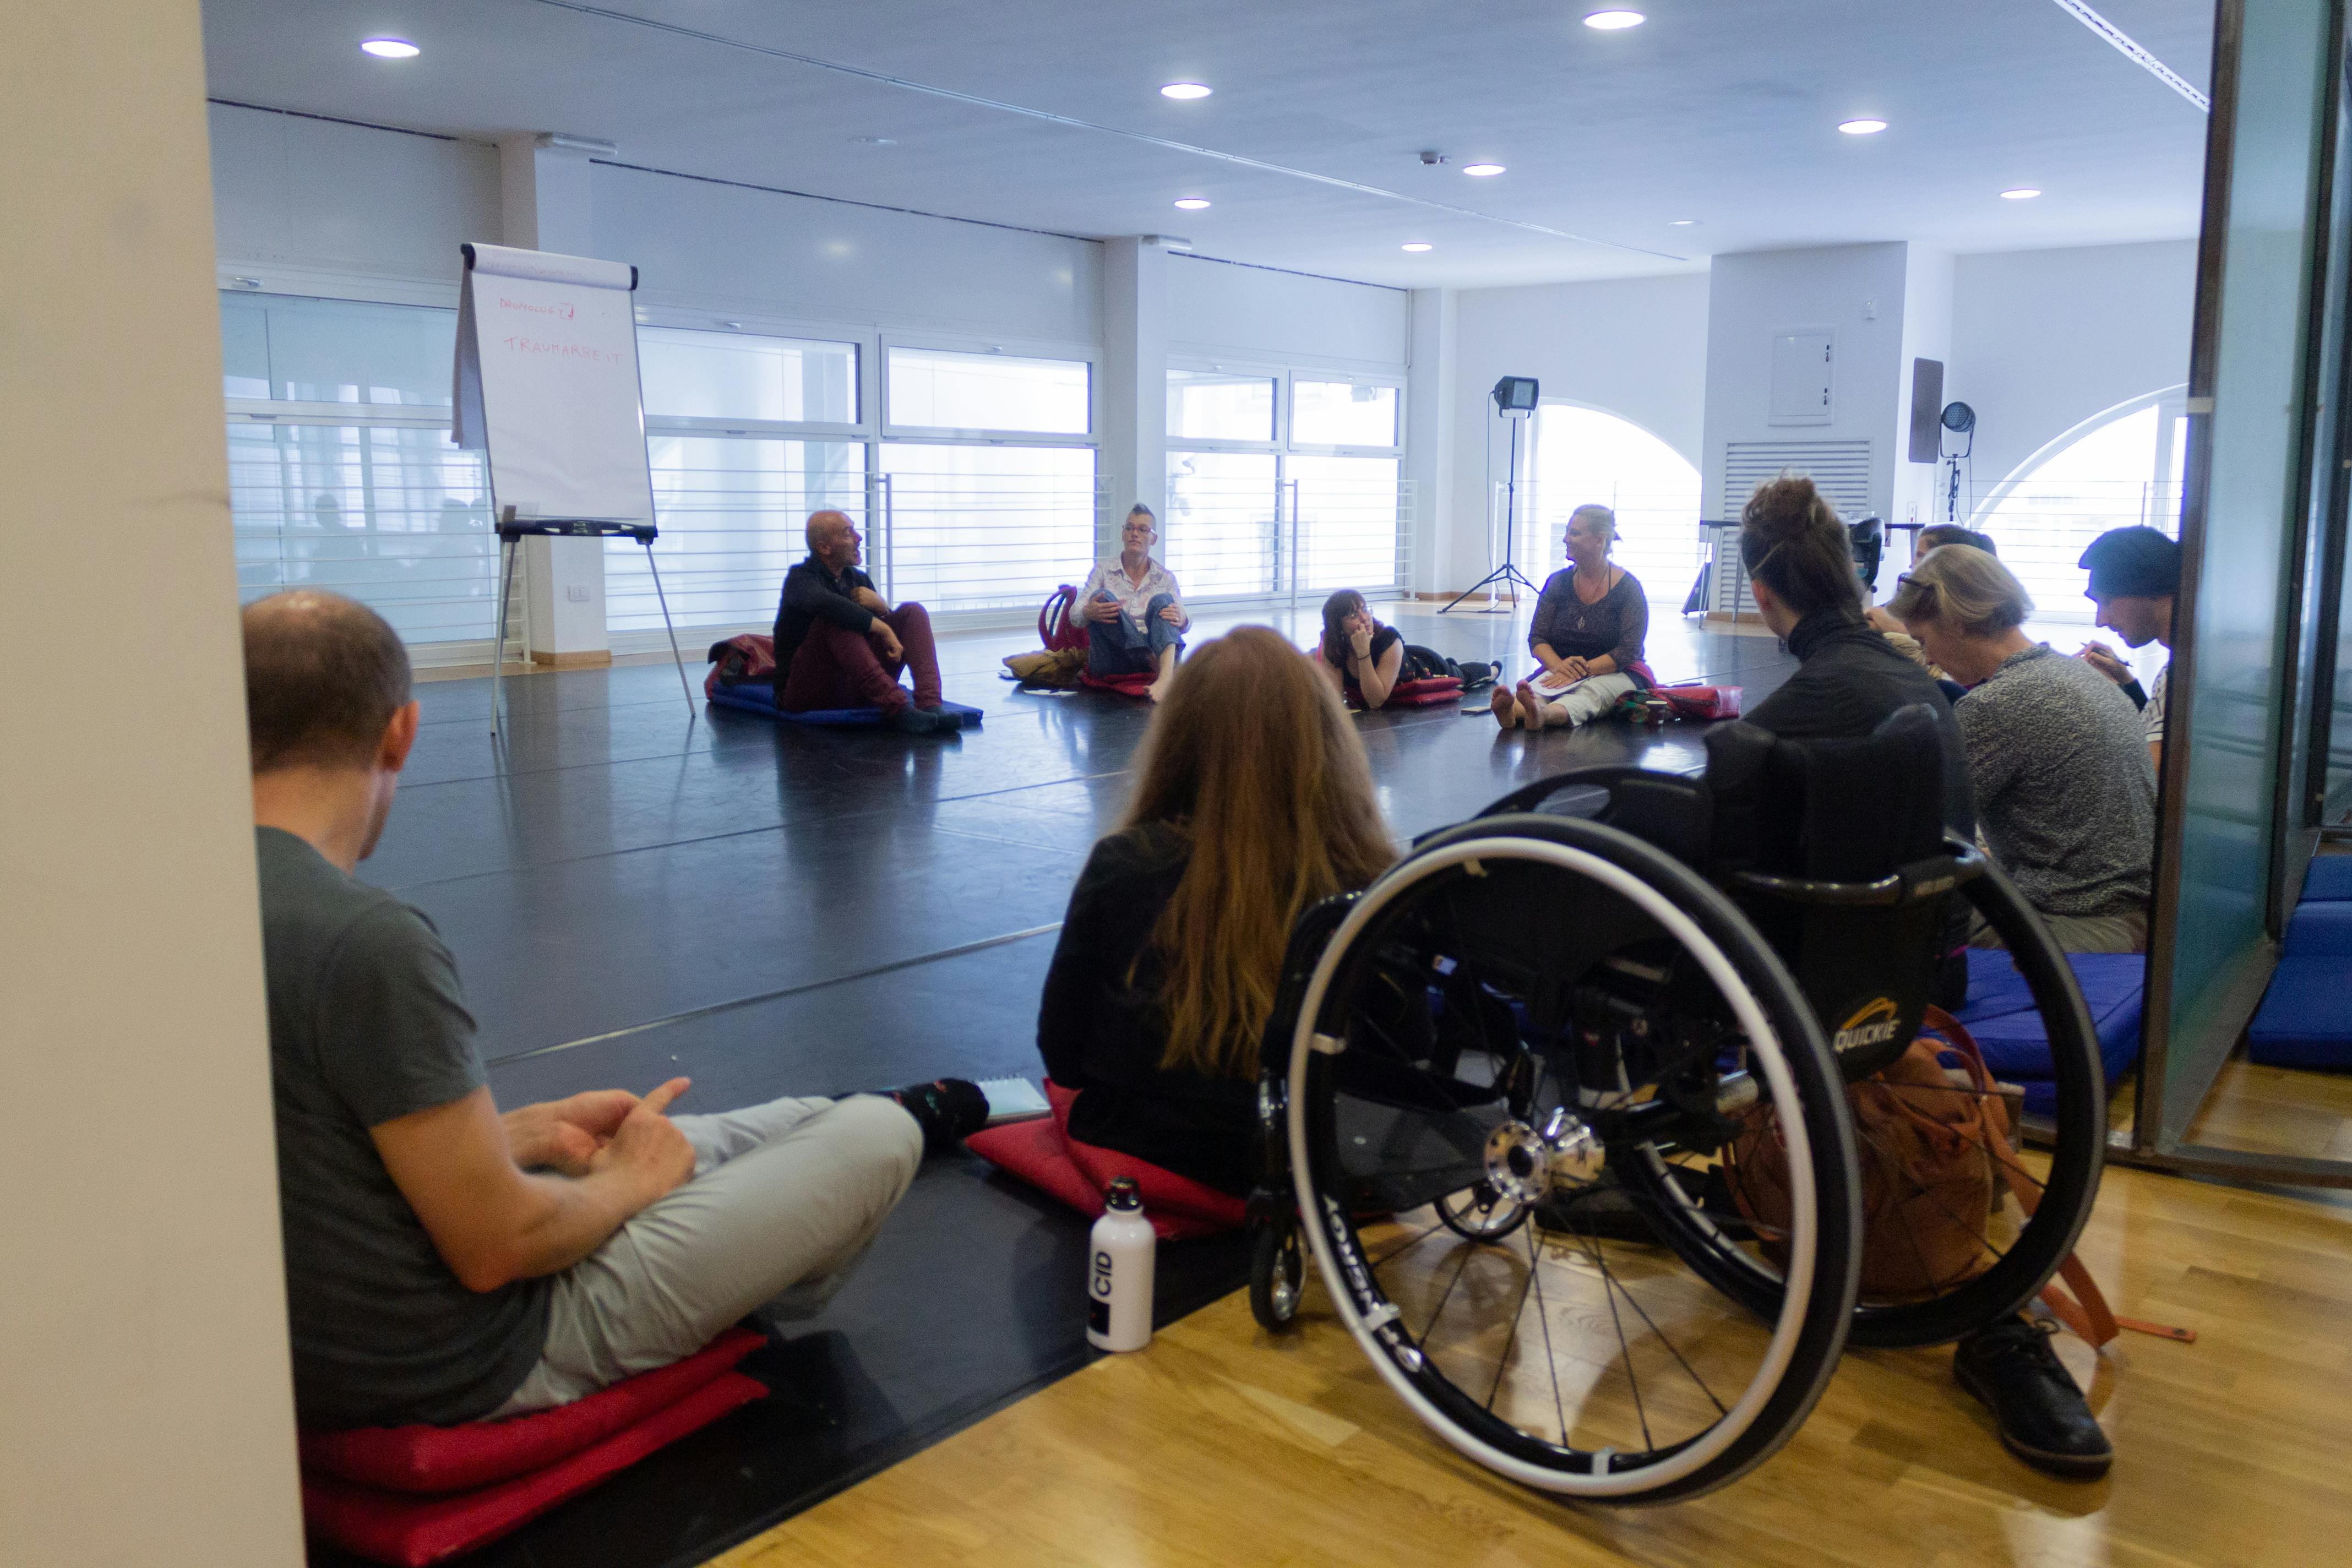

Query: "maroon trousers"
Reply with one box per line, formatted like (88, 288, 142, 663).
(777, 603, 943, 714)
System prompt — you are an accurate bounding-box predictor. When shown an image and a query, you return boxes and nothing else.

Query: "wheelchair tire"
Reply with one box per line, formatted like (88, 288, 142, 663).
(1621, 855, 2107, 1350)
(1249, 1216, 1306, 1333)
(1286, 814, 1861, 1504)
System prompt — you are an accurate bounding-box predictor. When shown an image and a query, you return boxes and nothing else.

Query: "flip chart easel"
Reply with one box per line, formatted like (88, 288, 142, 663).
(489, 510, 694, 738)
(453, 241, 693, 732)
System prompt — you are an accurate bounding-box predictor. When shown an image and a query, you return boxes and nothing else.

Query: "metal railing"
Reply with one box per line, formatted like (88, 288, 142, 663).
(1505, 479, 1706, 605)
(1969, 478, 2184, 623)
(1163, 464, 1414, 607)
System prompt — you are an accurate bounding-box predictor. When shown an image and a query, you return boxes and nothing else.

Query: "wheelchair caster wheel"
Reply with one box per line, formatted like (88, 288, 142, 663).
(1249, 1218, 1305, 1332)
(1435, 1180, 1530, 1242)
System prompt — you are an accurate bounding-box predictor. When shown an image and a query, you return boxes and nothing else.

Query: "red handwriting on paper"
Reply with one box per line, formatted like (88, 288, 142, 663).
(499, 335, 618, 363)
(497, 296, 576, 320)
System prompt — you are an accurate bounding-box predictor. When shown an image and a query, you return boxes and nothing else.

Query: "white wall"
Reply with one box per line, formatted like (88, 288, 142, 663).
(5, 6, 302, 1564)
(1949, 239, 2198, 497)
(1445, 272, 1710, 590)
(1165, 253, 1409, 368)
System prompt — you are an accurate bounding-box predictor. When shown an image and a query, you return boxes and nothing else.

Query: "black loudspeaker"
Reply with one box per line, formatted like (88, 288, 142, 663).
(1907, 358, 1945, 463)
(1491, 375, 1540, 413)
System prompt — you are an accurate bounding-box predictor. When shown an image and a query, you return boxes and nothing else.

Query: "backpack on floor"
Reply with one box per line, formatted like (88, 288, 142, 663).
(1039, 585, 1088, 653)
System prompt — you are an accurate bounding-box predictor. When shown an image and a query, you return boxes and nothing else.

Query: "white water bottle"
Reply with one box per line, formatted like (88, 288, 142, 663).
(1086, 1177, 1157, 1352)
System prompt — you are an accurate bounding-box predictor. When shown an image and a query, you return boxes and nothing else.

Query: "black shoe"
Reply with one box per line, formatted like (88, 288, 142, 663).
(886, 1077, 990, 1153)
(1533, 1176, 1657, 1245)
(1953, 1315, 2113, 1479)
(886, 706, 943, 735)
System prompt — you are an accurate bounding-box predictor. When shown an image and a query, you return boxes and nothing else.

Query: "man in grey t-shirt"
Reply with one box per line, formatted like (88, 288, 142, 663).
(2076, 525, 2177, 777)
(247, 592, 976, 1430)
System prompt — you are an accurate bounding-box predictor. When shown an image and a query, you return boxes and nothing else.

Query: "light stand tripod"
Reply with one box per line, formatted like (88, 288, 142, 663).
(1940, 400, 1976, 523)
(1444, 376, 1541, 613)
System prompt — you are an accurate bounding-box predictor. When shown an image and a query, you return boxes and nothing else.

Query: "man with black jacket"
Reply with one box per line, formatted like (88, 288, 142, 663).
(772, 510, 957, 734)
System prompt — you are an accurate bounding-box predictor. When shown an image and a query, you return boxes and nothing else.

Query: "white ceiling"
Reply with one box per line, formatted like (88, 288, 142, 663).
(199, 0, 2217, 290)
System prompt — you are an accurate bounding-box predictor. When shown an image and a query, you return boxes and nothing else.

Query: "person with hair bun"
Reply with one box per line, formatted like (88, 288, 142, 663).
(1890, 545, 2154, 954)
(1495, 503, 1649, 729)
(1035, 627, 1396, 1194)
(1736, 482, 2114, 1481)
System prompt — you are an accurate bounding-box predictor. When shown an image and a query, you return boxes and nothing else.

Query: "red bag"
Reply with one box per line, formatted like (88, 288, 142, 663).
(1039, 585, 1088, 653)
(1658, 683, 1742, 720)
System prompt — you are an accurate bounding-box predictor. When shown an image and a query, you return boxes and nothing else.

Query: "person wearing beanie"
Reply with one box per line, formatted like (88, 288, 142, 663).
(2076, 525, 2180, 771)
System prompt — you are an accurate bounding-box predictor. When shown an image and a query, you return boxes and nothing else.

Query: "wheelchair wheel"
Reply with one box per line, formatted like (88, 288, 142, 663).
(1623, 854, 2108, 1349)
(1249, 1215, 1306, 1332)
(1285, 814, 1861, 1504)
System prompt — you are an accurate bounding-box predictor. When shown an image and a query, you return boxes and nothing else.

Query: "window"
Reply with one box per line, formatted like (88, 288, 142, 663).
(220, 292, 499, 645)
(1167, 369, 1276, 443)
(1525, 404, 1705, 604)
(886, 347, 1091, 434)
(1974, 394, 2187, 625)
(876, 444, 1099, 613)
(639, 329, 857, 424)
(1291, 379, 1398, 448)
(1166, 365, 1409, 602)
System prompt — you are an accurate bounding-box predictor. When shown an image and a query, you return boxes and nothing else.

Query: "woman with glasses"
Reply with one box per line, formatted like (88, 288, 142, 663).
(1080, 504, 1189, 702)
(1494, 504, 1648, 729)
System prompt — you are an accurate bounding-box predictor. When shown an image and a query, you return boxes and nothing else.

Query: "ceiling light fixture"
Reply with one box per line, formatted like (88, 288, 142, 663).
(360, 37, 420, 59)
(1402, 242, 1434, 252)
(1669, 219, 1699, 226)
(1159, 82, 1212, 100)
(2001, 187, 2042, 199)
(849, 135, 897, 146)
(1838, 118, 1888, 135)
(1462, 162, 1506, 177)
(1173, 198, 1211, 210)
(1583, 9, 1646, 29)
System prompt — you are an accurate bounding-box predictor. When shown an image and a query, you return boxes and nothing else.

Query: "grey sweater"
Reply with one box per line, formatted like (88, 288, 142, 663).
(1954, 644, 2155, 917)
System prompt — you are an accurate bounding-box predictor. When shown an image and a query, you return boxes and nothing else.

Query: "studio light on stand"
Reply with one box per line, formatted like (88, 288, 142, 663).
(1444, 375, 1542, 613)
(1940, 400, 1977, 523)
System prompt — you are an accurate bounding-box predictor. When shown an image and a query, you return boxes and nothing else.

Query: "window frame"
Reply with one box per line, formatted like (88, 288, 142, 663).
(879, 333, 1102, 447)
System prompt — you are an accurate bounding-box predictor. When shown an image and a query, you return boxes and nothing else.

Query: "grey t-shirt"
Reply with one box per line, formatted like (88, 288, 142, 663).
(257, 827, 549, 1429)
(1953, 645, 2156, 918)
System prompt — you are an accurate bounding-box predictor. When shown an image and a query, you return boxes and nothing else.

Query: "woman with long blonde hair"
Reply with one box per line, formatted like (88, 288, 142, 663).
(1035, 625, 1396, 1193)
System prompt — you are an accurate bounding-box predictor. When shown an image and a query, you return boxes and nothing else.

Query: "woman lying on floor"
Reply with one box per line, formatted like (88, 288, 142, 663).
(1034, 625, 1395, 1194)
(1494, 503, 1649, 731)
(1309, 589, 1493, 711)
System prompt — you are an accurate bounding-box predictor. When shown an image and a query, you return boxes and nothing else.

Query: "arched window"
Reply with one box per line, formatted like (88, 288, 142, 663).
(1522, 402, 1703, 602)
(1971, 388, 2187, 624)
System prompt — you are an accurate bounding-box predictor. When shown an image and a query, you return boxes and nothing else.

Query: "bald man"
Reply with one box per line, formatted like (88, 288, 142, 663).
(772, 510, 955, 734)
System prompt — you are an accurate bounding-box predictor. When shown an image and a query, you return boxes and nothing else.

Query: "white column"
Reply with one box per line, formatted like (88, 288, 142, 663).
(1099, 236, 1170, 554)
(2, 2, 302, 1561)
(1404, 288, 1458, 597)
(498, 136, 611, 667)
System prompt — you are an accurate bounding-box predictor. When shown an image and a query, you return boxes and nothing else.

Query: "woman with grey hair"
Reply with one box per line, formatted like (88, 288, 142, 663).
(1494, 503, 1648, 729)
(1890, 545, 2155, 952)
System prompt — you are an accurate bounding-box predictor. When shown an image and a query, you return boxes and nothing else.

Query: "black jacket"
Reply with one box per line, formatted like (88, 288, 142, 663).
(771, 555, 878, 684)
(1036, 822, 1256, 1195)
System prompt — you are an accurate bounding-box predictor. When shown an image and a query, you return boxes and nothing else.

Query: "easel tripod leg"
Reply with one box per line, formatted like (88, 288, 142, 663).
(491, 536, 519, 735)
(644, 540, 696, 717)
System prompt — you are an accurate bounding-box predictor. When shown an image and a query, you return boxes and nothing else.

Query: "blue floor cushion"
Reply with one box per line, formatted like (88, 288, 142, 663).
(2301, 855, 2352, 903)
(2248, 955, 2352, 1068)
(2285, 899, 2352, 957)
(1952, 950, 2146, 1117)
(707, 683, 982, 728)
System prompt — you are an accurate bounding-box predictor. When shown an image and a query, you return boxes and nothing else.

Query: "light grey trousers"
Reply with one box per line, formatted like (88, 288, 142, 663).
(494, 1093, 923, 1415)
(1534, 671, 1639, 727)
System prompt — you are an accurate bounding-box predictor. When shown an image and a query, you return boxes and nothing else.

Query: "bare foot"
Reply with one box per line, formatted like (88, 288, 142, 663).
(1148, 678, 1170, 704)
(1491, 685, 1518, 728)
(1514, 680, 1544, 731)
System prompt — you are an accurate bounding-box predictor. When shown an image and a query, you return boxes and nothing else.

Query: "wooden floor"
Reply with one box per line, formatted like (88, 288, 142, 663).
(713, 1141, 2352, 1568)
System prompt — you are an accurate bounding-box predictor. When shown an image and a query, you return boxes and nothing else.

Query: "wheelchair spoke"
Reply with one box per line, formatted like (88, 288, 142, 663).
(1579, 1228, 1656, 1452)
(1485, 1237, 1541, 1413)
(1417, 1242, 1480, 1343)
(1522, 1221, 1570, 1444)
(1368, 1212, 1453, 1270)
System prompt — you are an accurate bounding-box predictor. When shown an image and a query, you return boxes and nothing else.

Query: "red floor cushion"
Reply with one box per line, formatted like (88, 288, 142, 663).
(299, 1329, 767, 1566)
(1358, 676, 1462, 709)
(1078, 669, 1157, 698)
(967, 1081, 1246, 1239)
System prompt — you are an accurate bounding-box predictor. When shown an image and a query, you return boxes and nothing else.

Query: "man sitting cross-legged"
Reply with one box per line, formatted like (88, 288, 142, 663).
(774, 509, 959, 735)
(1079, 504, 1188, 703)
(244, 590, 985, 1429)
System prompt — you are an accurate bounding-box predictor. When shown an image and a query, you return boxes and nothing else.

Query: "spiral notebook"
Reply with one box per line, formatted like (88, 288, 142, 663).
(976, 1076, 1053, 1125)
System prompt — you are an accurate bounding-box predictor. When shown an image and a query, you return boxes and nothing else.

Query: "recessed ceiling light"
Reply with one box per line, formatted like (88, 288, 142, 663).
(1159, 82, 1212, 100)
(1583, 9, 1646, 29)
(850, 135, 897, 147)
(2001, 187, 2042, 200)
(1838, 118, 1888, 135)
(1173, 198, 1211, 210)
(1462, 162, 1506, 177)
(1669, 219, 1700, 226)
(360, 37, 420, 59)
(1402, 242, 1434, 252)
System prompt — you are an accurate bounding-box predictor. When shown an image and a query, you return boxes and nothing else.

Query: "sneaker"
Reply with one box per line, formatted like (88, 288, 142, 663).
(886, 1077, 990, 1154)
(1953, 1315, 2113, 1479)
(886, 706, 943, 736)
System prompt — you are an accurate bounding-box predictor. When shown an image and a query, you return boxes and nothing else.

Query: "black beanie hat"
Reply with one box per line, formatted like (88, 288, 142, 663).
(2079, 526, 2180, 600)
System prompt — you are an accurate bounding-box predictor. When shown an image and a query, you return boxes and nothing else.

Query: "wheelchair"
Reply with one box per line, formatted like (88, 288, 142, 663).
(1243, 705, 2106, 1502)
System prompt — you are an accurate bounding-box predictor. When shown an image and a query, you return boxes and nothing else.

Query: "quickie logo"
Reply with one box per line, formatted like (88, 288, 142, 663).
(1831, 996, 1901, 1055)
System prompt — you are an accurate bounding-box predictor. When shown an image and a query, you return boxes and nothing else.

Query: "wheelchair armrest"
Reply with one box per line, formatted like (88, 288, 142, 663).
(1726, 838, 1988, 908)
(1474, 765, 1662, 819)
(1473, 766, 1712, 869)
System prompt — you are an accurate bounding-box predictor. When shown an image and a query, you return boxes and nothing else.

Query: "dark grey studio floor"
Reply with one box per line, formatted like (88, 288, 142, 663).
(319, 605, 1796, 1568)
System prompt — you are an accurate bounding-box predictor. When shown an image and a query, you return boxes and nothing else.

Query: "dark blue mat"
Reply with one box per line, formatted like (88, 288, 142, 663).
(1953, 950, 2144, 1116)
(2250, 955, 2352, 1068)
(2302, 855, 2352, 903)
(707, 683, 983, 727)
